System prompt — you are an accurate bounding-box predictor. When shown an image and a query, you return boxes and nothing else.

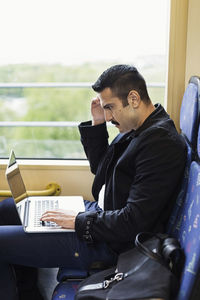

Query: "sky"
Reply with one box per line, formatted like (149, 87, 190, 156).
(0, 0, 169, 66)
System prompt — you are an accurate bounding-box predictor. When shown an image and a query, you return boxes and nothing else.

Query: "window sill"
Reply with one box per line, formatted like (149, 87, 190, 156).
(0, 159, 90, 170)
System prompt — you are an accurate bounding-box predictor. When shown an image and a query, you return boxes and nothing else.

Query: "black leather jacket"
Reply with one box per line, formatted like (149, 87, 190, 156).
(75, 104, 187, 253)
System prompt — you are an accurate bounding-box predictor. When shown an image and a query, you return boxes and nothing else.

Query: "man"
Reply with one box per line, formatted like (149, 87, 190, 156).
(0, 64, 186, 299)
(43, 64, 186, 253)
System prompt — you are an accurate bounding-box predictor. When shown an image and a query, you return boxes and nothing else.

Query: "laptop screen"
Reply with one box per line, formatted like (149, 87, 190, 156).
(6, 150, 28, 202)
(8, 149, 17, 167)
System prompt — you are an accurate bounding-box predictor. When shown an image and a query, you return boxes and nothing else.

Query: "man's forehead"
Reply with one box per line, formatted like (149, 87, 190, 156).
(99, 88, 119, 105)
(99, 87, 113, 99)
(99, 97, 118, 109)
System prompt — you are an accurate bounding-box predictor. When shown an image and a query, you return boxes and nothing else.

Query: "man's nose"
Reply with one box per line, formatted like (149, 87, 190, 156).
(104, 110, 113, 122)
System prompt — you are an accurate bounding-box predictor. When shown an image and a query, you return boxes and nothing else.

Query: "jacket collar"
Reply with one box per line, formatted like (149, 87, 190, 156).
(112, 104, 168, 144)
(129, 103, 169, 138)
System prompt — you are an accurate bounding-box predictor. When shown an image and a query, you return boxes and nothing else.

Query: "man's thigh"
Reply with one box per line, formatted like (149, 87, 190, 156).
(0, 225, 116, 270)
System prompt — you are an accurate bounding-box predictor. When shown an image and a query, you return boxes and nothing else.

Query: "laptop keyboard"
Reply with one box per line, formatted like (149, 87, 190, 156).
(34, 199, 59, 227)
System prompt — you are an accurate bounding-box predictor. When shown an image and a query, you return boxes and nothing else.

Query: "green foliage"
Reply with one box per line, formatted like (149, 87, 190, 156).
(16, 88, 94, 140)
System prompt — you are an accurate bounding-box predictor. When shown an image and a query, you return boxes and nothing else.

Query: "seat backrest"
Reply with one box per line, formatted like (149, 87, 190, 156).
(174, 161, 200, 300)
(180, 76, 200, 150)
(167, 76, 200, 234)
(167, 141, 192, 235)
(168, 124, 200, 300)
(167, 77, 200, 299)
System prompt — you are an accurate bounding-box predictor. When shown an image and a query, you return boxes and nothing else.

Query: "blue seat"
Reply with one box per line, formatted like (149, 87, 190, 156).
(167, 142, 192, 235)
(52, 269, 88, 300)
(51, 266, 104, 300)
(52, 76, 200, 300)
(167, 76, 200, 299)
(180, 76, 200, 149)
(167, 76, 200, 233)
(168, 159, 200, 300)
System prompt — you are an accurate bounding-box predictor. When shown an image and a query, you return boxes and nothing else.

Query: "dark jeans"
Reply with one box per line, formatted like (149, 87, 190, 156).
(0, 198, 117, 300)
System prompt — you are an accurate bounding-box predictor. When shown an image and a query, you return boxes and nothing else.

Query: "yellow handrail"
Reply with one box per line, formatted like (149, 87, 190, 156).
(0, 182, 61, 203)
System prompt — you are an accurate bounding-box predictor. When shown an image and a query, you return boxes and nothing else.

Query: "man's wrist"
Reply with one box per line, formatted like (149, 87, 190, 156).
(92, 118, 105, 126)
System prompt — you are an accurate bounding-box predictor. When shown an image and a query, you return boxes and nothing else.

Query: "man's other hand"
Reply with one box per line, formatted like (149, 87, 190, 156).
(91, 97, 105, 125)
(40, 209, 78, 229)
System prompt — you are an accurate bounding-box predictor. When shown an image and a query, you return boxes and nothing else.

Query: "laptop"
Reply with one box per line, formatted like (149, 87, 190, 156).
(5, 150, 85, 233)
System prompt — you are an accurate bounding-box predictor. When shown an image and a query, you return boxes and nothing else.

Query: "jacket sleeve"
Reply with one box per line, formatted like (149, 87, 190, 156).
(78, 121, 109, 174)
(75, 128, 186, 246)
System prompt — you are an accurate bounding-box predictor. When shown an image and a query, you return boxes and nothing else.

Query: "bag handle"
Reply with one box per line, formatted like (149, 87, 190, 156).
(135, 232, 165, 265)
(135, 232, 184, 276)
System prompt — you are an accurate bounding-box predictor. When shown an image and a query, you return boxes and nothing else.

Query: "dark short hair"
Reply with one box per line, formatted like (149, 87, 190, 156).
(92, 64, 151, 106)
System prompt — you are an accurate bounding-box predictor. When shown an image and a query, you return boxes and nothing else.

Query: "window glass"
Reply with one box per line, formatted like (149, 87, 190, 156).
(0, 0, 169, 159)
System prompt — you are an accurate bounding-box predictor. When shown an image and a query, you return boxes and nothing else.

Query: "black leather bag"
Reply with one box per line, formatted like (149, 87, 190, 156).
(75, 232, 184, 300)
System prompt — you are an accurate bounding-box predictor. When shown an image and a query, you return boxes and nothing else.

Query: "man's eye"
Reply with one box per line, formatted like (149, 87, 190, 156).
(104, 105, 113, 111)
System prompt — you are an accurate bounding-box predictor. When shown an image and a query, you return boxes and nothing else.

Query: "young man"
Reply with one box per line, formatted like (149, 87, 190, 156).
(0, 64, 186, 299)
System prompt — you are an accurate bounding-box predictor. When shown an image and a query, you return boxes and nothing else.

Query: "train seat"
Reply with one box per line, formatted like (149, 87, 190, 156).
(167, 76, 200, 233)
(51, 76, 200, 300)
(180, 76, 200, 149)
(167, 76, 200, 300)
(167, 133, 200, 299)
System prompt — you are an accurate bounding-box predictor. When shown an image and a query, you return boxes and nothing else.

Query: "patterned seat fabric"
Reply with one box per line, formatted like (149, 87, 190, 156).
(52, 269, 87, 300)
(169, 161, 200, 300)
(180, 77, 200, 148)
(52, 281, 81, 300)
(168, 77, 200, 300)
(168, 76, 200, 235)
(167, 141, 192, 234)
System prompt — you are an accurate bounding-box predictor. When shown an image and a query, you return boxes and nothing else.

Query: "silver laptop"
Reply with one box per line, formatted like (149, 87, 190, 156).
(5, 150, 85, 233)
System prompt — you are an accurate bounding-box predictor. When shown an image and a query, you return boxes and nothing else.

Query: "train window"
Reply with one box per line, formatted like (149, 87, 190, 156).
(0, 0, 169, 159)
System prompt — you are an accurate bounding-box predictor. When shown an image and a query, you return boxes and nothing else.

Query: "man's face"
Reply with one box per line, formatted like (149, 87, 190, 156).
(99, 87, 137, 133)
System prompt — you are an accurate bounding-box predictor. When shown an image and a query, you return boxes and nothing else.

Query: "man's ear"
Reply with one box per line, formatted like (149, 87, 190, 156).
(127, 90, 141, 108)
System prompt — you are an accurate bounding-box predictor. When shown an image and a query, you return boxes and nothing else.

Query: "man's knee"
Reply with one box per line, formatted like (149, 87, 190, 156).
(0, 198, 21, 225)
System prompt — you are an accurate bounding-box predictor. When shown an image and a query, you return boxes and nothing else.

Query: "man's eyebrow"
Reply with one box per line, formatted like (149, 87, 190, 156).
(103, 103, 113, 109)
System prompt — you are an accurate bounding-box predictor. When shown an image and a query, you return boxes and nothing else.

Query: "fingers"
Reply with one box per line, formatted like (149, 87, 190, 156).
(41, 210, 77, 224)
(40, 211, 58, 223)
(40, 210, 77, 229)
(41, 210, 58, 216)
(41, 209, 75, 218)
(91, 97, 100, 106)
(92, 96, 100, 102)
(91, 97, 105, 125)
